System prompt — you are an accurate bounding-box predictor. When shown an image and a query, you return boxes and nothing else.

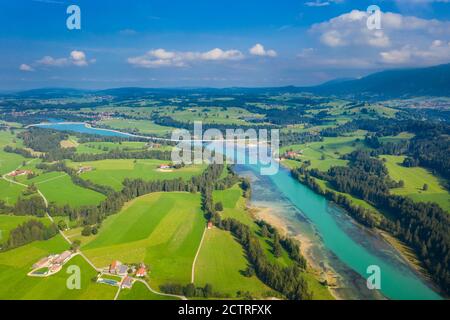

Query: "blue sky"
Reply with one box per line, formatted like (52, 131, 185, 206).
(1, 0, 450, 90)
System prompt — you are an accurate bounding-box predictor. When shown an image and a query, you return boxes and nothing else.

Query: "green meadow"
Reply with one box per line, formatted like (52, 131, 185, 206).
(0, 131, 27, 176)
(0, 178, 25, 206)
(280, 136, 366, 171)
(99, 119, 175, 137)
(195, 228, 270, 298)
(26, 172, 106, 207)
(75, 141, 160, 154)
(381, 155, 450, 212)
(81, 192, 206, 288)
(118, 281, 180, 300)
(0, 235, 116, 300)
(162, 106, 265, 126)
(68, 159, 206, 191)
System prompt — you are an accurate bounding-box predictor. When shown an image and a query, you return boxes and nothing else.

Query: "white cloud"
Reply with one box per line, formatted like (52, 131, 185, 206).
(128, 48, 245, 68)
(35, 50, 91, 68)
(249, 44, 277, 57)
(380, 47, 412, 64)
(19, 64, 34, 72)
(70, 50, 88, 66)
(309, 10, 450, 67)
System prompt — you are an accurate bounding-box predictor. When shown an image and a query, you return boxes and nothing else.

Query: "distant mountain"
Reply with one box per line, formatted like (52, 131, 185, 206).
(308, 63, 450, 98)
(4, 63, 450, 100)
(9, 88, 92, 98)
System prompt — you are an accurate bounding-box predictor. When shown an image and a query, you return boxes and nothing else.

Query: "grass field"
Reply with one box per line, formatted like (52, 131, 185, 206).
(0, 131, 27, 176)
(0, 178, 25, 205)
(280, 136, 366, 171)
(68, 159, 206, 191)
(81, 192, 206, 288)
(0, 215, 50, 244)
(161, 107, 265, 126)
(99, 119, 175, 137)
(0, 235, 117, 299)
(195, 228, 270, 298)
(75, 141, 159, 154)
(26, 172, 106, 207)
(381, 155, 450, 212)
(118, 281, 180, 300)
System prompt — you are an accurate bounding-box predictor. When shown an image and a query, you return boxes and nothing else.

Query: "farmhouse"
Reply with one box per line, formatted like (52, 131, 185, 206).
(109, 260, 129, 275)
(33, 256, 52, 269)
(136, 266, 147, 278)
(109, 260, 122, 274)
(77, 166, 93, 174)
(53, 251, 72, 264)
(121, 276, 134, 289)
(8, 169, 33, 177)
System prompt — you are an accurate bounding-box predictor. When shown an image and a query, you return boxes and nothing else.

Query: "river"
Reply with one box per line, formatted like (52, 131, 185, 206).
(33, 121, 442, 300)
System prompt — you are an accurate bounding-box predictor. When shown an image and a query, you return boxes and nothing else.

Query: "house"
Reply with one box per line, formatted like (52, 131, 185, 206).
(77, 166, 93, 174)
(207, 221, 213, 229)
(136, 267, 147, 278)
(33, 256, 51, 269)
(109, 260, 122, 274)
(121, 276, 134, 289)
(117, 264, 129, 276)
(49, 264, 62, 274)
(53, 251, 72, 264)
(8, 169, 33, 177)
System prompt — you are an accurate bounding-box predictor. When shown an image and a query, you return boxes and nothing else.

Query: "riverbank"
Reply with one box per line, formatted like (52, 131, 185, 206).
(278, 160, 445, 298)
(251, 205, 342, 300)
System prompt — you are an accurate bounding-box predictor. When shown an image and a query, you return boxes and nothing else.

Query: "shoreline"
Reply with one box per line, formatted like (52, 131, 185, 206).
(278, 160, 444, 299)
(250, 205, 343, 300)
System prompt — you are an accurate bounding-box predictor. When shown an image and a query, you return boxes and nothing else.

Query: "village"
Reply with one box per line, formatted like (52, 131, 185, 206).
(29, 250, 149, 291)
(96, 260, 149, 290)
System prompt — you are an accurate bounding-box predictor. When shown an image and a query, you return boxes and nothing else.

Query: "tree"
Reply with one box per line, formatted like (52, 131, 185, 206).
(260, 225, 270, 238)
(204, 284, 213, 298)
(57, 219, 68, 231)
(70, 240, 81, 251)
(81, 225, 92, 236)
(423, 183, 429, 191)
(214, 202, 223, 212)
(184, 283, 196, 297)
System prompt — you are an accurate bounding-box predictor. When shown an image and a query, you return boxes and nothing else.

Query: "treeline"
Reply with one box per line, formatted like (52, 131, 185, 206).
(160, 283, 223, 298)
(1, 220, 58, 251)
(217, 217, 312, 300)
(292, 150, 450, 294)
(3, 145, 33, 158)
